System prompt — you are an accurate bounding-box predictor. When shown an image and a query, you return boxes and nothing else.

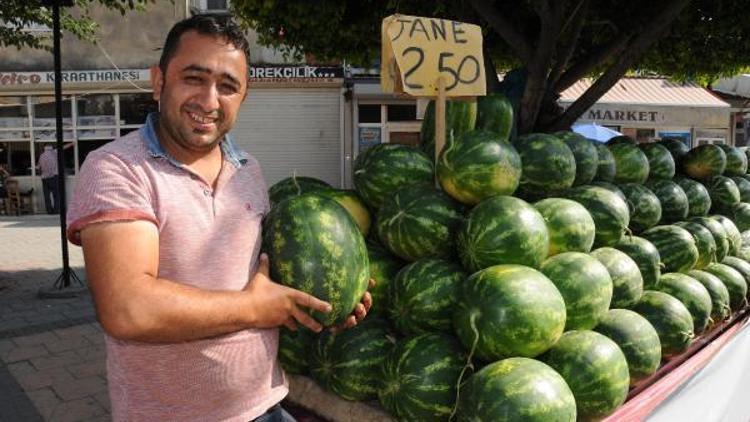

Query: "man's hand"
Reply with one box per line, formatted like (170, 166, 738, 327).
(330, 278, 375, 333)
(244, 253, 332, 333)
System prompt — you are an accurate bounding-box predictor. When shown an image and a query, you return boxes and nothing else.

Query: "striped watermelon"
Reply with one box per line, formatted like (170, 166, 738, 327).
(614, 236, 662, 289)
(565, 185, 630, 247)
(703, 263, 747, 311)
(353, 144, 434, 210)
(682, 144, 727, 180)
(309, 318, 395, 400)
(556, 131, 599, 186)
(542, 330, 630, 421)
(640, 143, 676, 180)
(594, 309, 661, 384)
(675, 177, 712, 217)
(721, 256, 750, 294)
(269, 176, 331, 206)
(607, 135, 637, 146)
(632, 290, 694, 358)
(453, 265, 566, 361)
(541, 252, 613, 330)
(312, 189, 371, 236)
(713, 215, 743, 255)
(707, 175, 741, 212)
(514, 133, 577, 196)
(365, 240, 404, 317)
(278, 327, 316, 375)
(589, 181, 627, 203)
(645, 180, 689, 223)
(456, 357, 576, 422)
(476, 93, 513, 140)
(729, 202, 750, 231)
(717, 144, 748, 176)
(458, 196, 549, 272)
(731, 177, 750, 202)
(376, 185, 463, 262)
(388, 258, 466, 335)
(654, 273, 713, 333)
(641, 225, 699, 273)
(591, 247, 644, 308)
(437, 130, 521, 205)
(691, 216, 730, 262)
(609, 142, 650, 184)
(674, 221, 718, 269)
(594, 142, 617, 182)
(688, 270, 731, 323)
(534, 198, 596, 256)
(658, 138, 690, 164)
(618, 183, 662, 232)
(379, 333, 467, 421)
(265, 194, 369, 326)
(420, 99, 477, 159)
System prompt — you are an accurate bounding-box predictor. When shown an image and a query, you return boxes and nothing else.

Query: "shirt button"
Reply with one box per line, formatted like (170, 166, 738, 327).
(204, 189, 211, 197)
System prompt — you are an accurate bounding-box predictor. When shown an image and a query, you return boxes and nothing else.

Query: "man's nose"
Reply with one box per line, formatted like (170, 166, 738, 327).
(195, 84, 220, 111)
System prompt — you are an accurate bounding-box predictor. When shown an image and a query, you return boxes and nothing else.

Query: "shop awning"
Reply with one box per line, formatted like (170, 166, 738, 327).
(713, 74, 750, 99)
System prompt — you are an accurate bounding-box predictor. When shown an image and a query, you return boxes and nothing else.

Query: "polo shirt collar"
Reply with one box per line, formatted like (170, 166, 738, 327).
(140, 112, 248, 168)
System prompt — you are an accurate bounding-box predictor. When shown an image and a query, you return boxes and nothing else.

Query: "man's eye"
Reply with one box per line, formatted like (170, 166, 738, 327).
(220, 84, 238, 94)
(185, 76, 202, 83)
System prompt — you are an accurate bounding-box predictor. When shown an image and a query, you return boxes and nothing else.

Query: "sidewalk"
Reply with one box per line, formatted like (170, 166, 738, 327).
(0, 215, 107, 421)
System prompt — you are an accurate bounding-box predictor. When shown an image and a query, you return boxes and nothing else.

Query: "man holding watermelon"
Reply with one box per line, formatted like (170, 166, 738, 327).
(66, 14, 371, 422)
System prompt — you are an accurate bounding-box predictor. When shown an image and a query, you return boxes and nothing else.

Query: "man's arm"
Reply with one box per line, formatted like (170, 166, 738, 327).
(80, 220, 331, 343)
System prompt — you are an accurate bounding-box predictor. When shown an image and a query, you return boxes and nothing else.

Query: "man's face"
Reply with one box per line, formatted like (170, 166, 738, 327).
(151, 30, 248, 153)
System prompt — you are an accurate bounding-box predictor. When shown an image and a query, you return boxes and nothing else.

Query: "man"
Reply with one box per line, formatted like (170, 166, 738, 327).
(67, 14, 370, 421)
(37, 144, 68, 214)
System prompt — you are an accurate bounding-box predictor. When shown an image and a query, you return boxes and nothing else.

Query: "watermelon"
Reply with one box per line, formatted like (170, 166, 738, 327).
(641, 225, 699, 273)
(379, 333, 467, 421)
(743, 230, 750, 248)
(312, 189, 371, 235)
(353, 143, 434, 210)
(707, 175, 741, 212)
(607, 135, 637, 146)
(688, 270, 731, 323)
(640, 143, 676, 180)
(609, 142, 650, 184)
(618, 183, 662, 232)
(514, 133, 577, 196)
(476, 93, 513, 140)
(309, 318, 395, 400)
(437, 130, 521, 205)
(591, 247, 644, 308)
(721, 256, 750, 295)
(278, 327, 316, 375)
(366, 240, 404, 317)
(269, 175, 330, 206)
(654, 273, 713, 333)
(589, 181, 628, 203)
(658, 138, 689, 164)
(674, 177, 712, 217)
(594, 142, 617, 182)
(541, 252, 613, 330)
(731, 177, 750, 202)
(388, 258, 466, 335)
(703, 263, 748, 311)
(534, 198, 596, 256)
(542, 330, 630, 420)
(453, 265, 566, 361)
(729, 202, 750, 232)
(556, 131, 599, 186)
(632, 290, 694, 358)
(458, 196, 549, 272)
(674, 221, 718, 269)
(713, 215, 743, 255)
(614, 236, 662, 289)
(717, 144, 748, 176)
(265, 194, 369, 326)
(456, 357, 576, 422)
(691, 216, 730, 262)
(420, 99, 477, 159)
(565, 185, 630, 247)
(682, 144, 727, 180)
(376, 185, 463, 262)
(594, 309, 661, 384)
(644, 180, 689, 223)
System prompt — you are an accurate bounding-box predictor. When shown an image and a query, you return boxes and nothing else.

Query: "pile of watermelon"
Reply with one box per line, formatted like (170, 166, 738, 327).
(265, 94, 750, 421)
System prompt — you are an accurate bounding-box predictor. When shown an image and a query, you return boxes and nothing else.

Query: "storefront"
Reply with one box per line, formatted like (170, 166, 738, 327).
(560, 77, 732, 146)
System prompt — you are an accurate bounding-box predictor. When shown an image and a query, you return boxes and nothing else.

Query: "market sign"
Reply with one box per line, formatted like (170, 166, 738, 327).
(565, 103, 730, 129)
(248, 66, 343, 83)
(0, 69, 148, 86)
(381, 14, 485, 97)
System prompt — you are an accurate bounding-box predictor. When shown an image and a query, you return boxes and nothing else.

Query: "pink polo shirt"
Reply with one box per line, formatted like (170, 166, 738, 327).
(66, 114, 287, 421)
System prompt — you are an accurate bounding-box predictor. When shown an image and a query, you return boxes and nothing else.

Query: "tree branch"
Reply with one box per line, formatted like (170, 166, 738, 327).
(468, 0, 534, 62)
(549, 0, 589, 87)
(555, 33, 630, 92)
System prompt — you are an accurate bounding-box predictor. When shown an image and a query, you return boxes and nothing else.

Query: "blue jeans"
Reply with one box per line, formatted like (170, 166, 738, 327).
(252, 404, 297, 422)
(42, 175, 59, 214)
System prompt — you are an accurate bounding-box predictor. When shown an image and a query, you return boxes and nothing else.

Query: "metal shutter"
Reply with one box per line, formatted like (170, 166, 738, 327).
(231, 88, 343, 187)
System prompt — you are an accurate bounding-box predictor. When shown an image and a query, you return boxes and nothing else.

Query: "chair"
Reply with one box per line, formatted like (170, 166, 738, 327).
(5, 179, 34, 215)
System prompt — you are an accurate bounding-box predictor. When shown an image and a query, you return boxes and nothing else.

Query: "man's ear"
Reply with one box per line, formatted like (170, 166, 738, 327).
(150, 65, 164, 102)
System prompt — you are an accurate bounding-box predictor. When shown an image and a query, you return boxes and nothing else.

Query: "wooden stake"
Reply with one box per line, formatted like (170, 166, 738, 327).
(435, 76, 446, 186)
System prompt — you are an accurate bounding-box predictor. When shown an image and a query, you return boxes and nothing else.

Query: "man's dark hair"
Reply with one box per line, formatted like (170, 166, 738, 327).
(159, 14, 251, 74)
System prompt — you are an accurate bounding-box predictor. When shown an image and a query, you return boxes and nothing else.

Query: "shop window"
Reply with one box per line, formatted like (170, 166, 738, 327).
(635, 128, 655, 143)
(1, 141, 32, 176)
(358, 104, 381, 123)
(389, 132, 420, 148)
(78, 140, 113, 166)
(0, 96, 30, 142)
(32, 96, 74, 141)
(77, 94, 117, 139)
(387, 105, 416, 122)
(120, 93, 157, 126)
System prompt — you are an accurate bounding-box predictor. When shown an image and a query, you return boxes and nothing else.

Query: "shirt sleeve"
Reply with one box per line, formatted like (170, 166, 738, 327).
(66, 149, 157, 246)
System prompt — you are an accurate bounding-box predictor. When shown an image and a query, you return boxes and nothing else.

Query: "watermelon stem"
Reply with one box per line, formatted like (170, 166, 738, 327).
(449, 311, 479, 421)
